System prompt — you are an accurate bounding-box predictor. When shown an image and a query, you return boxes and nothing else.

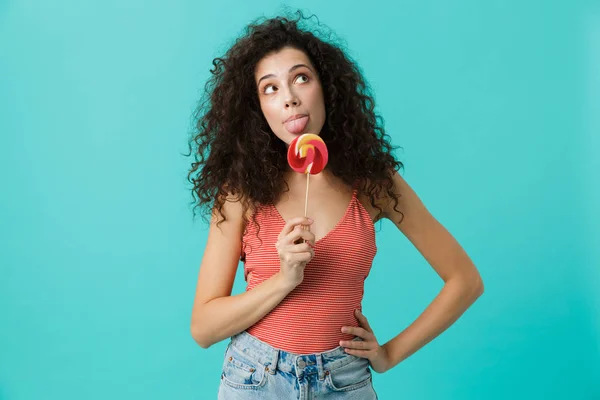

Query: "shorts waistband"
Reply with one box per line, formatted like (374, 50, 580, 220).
(228, 331, 364, 380)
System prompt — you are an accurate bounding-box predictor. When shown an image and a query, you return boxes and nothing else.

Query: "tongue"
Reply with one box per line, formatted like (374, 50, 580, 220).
(284, 116, 309, 134)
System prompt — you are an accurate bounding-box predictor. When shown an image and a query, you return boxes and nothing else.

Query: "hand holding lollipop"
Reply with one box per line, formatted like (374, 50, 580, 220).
(287, 133, 329, 230)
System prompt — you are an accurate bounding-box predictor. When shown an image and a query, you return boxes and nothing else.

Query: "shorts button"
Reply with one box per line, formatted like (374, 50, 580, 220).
(298, 360, 306, 368)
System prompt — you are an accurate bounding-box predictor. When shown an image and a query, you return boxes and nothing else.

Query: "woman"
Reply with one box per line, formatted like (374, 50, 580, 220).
(188, 11, 484, 399)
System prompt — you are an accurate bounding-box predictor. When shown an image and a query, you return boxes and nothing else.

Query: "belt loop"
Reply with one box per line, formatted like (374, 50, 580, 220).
(317, 353, 325, 381)
(267, 347, 279, 375)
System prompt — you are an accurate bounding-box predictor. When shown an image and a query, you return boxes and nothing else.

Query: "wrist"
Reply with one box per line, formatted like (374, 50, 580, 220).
(274, 272, 298, 293)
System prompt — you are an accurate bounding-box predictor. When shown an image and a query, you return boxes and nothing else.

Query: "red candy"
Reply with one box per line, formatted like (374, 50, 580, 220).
(287, 134, 329, 174)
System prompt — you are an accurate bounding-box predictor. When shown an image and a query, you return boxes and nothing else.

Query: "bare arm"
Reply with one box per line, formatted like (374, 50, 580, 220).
(191, 274, 294, 349)
(190, 197, 294, 349)
(380, 171, 484, 369)
(190, 196, 314, 349)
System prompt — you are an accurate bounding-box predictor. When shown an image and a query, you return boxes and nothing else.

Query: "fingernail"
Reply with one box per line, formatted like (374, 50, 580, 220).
(307, 218, 313, 223)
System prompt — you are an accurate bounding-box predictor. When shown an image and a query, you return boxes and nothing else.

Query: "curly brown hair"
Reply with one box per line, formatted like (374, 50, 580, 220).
(185, 9, 404, 231)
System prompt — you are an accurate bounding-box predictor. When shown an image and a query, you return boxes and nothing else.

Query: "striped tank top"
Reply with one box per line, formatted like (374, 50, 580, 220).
(241, 188, 377, 354)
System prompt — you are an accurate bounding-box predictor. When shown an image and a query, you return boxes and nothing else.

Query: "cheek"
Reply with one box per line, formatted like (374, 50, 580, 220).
(259, 101, 278, 124)
(310, 87, 326, 119)
(309, 85, 325, 107)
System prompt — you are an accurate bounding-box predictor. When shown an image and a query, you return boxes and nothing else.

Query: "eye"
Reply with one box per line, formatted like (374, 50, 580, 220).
(262, 73, 309, 95)
(264, 85, 277, 94)
(296, 74, 309, 83)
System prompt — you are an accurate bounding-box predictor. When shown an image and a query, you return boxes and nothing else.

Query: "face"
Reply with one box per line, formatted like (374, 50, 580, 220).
(254, 46, 326, 146)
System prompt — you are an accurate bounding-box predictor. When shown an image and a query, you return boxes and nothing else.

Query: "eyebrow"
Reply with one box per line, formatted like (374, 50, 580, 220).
(257, 64, 313, 86)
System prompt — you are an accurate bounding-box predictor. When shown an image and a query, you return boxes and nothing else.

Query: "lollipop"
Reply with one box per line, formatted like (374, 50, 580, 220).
(287, 133, 329, 175)
(286, 134, 329, 232)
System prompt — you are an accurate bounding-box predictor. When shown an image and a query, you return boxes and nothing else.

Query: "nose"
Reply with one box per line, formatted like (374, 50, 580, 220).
(284, 91, 300, 108)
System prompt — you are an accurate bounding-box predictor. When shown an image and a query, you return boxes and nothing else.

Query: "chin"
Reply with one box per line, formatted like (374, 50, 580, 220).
(275, 133, 293, 146)
(282, 132, 299, 143)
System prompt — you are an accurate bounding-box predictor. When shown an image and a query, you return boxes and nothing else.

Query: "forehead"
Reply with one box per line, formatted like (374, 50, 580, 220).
(254, 47, 312, 78)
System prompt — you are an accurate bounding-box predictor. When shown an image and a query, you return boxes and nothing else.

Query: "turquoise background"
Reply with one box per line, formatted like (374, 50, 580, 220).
(1, 0, 598, 399)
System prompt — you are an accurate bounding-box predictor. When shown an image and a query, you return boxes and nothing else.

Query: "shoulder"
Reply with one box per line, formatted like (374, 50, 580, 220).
(355, 169, 422, 227)
(213, 190, 256, 230)
(380, 169, 434, 237)
(354, 172, 402, 223)
(356, 190, 385, 223)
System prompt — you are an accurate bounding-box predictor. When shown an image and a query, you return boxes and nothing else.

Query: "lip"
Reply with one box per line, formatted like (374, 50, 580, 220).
(284, 113, 308, 123)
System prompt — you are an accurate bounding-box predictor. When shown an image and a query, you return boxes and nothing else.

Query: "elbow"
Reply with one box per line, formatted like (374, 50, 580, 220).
(190, 322, 213, 349)
(475, 276, 484, 297)
(470, 272, 484, 300)
(461, 262, 484, 300)
(449, 270, 484, 301)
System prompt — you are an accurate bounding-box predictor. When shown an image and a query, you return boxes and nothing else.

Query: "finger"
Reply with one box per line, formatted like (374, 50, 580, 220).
(341, 326, 370, 339)
(278, 217, 313, 239)
(286, 251, 312, 264)
(355, 309, 373, 332)
(286, 226, 316, 245)
(295, 252, 313, 263)
(339, 339, 371, 351)
(285, 226, 306, 244)
(303, 230, 315, 245)
(286, 242, 313, 253)
(293, 232, 316, 246)
(343, 348, 371, 358)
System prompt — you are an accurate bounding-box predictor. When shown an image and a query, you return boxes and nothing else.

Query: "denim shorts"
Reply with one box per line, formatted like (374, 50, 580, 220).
(217, 330, 378, 399)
